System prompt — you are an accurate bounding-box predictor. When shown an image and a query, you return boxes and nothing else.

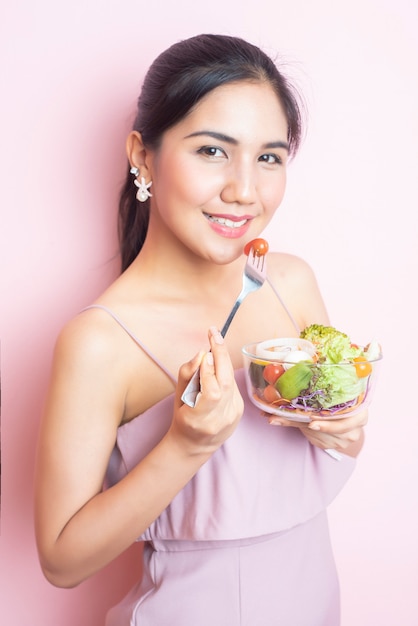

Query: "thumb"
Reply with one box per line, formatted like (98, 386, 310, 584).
(175, 350, 205, 408)
(177, 350, 205, 388)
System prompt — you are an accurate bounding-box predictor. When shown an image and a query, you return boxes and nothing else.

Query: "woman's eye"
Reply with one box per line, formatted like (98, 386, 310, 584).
(259, 153, 282, 165)
(197, 146, 225, 158)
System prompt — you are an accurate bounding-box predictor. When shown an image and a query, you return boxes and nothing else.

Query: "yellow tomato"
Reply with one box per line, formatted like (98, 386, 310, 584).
(354, 356, 372, 378)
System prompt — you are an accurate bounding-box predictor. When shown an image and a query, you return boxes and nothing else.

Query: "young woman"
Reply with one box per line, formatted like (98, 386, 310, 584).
(35, 34, 367, 625)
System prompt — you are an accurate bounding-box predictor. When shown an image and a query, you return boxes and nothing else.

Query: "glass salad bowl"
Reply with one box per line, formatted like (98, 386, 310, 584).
(242, 336, 383, 423)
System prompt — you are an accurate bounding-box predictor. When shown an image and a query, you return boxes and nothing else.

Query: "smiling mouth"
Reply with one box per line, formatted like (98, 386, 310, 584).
(204, 214, 249, 229)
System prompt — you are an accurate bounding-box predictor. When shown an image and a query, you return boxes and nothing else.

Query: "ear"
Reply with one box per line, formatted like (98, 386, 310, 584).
(126, 131, 153, 178)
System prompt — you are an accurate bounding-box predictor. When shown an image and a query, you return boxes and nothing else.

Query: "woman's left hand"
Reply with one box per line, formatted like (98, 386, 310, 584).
(268, 410, 368, 458)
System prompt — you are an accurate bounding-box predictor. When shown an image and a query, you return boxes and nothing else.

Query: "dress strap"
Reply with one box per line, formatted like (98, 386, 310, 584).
(266, 278, 301, 334)
(82, 304, 177, 385)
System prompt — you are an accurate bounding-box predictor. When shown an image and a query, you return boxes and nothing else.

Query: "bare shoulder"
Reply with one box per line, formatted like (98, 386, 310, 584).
(267, 252, 330, 327)
(52, 304, 177, 422)
(49, 308, 132, 425)
(267, 251, 318, 285)
(54, 308, 124, 372)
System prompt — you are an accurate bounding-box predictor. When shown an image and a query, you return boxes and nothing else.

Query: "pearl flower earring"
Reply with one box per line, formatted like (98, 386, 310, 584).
(130, 166, 153, 202)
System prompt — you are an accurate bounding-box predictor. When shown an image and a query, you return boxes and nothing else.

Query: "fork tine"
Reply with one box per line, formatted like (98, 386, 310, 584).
(249, 248, 265, 268)
(244, 248, 267, 284)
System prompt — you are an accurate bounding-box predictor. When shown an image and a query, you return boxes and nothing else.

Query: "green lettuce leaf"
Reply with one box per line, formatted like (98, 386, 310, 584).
(309, 363, 364, 409)
(300, 324, 363, 363)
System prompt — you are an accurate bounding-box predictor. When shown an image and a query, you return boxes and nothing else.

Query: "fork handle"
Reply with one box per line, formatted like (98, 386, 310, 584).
(181, 293, 245, 408)
(181, 367, 202, 407)
(220, 295, 244, 337)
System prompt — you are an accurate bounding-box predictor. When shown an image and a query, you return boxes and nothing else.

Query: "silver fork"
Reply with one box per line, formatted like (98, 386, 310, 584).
(181, 250, 267, 407)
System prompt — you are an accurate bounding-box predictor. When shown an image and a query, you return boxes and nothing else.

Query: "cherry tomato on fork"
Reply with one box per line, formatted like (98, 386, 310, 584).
(244, 238, 269, 257)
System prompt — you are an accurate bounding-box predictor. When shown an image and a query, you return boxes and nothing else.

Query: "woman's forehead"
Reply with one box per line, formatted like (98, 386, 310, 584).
(173, 81, 288, 141)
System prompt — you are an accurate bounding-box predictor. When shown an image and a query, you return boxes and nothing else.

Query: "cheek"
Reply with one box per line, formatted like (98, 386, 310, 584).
(178, 166, 223, 205)
(155, 154, 208, 202)
(263, 173, 287, 211)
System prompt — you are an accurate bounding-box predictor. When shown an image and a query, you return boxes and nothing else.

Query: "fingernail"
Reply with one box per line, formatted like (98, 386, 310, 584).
(269, 418, 284, 426)
(209, 326, 224, 344)
(309, 422, 321, 431)
(206, 352, 214, 365)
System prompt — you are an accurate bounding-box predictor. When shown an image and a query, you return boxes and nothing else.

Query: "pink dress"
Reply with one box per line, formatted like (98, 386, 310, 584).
(92, 305, 356, 626)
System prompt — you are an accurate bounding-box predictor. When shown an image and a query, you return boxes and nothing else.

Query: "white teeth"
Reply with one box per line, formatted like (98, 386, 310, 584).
(207, 215, 247, 228)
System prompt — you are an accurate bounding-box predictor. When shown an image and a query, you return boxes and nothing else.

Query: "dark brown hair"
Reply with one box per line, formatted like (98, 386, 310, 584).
(118, 34, 304, 271)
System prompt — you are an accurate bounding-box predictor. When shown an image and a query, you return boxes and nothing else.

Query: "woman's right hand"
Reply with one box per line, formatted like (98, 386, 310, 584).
(171, 327, 244, 457)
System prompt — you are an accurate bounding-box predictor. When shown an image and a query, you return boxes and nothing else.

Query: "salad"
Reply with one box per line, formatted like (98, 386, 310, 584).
(246, 324, 382, 418)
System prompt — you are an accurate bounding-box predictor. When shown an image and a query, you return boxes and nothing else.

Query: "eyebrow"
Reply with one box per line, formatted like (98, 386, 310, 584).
(185, 130, 289, 151)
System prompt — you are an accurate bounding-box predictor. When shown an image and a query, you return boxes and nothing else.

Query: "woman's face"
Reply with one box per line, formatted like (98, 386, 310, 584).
(145, 80, 289, 264)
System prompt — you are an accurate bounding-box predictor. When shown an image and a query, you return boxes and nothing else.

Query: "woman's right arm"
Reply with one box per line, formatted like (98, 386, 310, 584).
(35, 322, 242, 588)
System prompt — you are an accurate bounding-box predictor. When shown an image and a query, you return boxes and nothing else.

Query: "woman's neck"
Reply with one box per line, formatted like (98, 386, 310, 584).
(130, 234, 246, 301)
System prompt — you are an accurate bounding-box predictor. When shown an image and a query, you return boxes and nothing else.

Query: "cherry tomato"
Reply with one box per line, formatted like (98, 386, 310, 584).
(263, 363, 285, 385)
(244, 238, 269, 257)
(263, 384, 281, 404)
(353, 356, 372, 378)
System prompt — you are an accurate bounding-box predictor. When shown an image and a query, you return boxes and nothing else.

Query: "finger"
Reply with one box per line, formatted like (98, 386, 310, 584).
(308, 409, 368, 434)
(176, 351, 205, 407)
(207, 326, 234, 384)
(306, 426, 364, 452)
(178, 350, 205, 384)
(196, 327, 236, 405)
(197, 351, 220, 403)
(268, 416, 305, 427)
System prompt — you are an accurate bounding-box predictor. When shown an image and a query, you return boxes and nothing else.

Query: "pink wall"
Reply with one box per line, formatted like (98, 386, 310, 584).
(1, 1, 417, 624)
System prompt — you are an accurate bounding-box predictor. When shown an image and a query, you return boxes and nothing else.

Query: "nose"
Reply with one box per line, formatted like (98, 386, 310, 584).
(220, 160, 257, 205)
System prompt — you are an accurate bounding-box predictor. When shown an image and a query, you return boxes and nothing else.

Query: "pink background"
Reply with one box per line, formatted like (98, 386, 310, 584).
(1, 1, 417, 624)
